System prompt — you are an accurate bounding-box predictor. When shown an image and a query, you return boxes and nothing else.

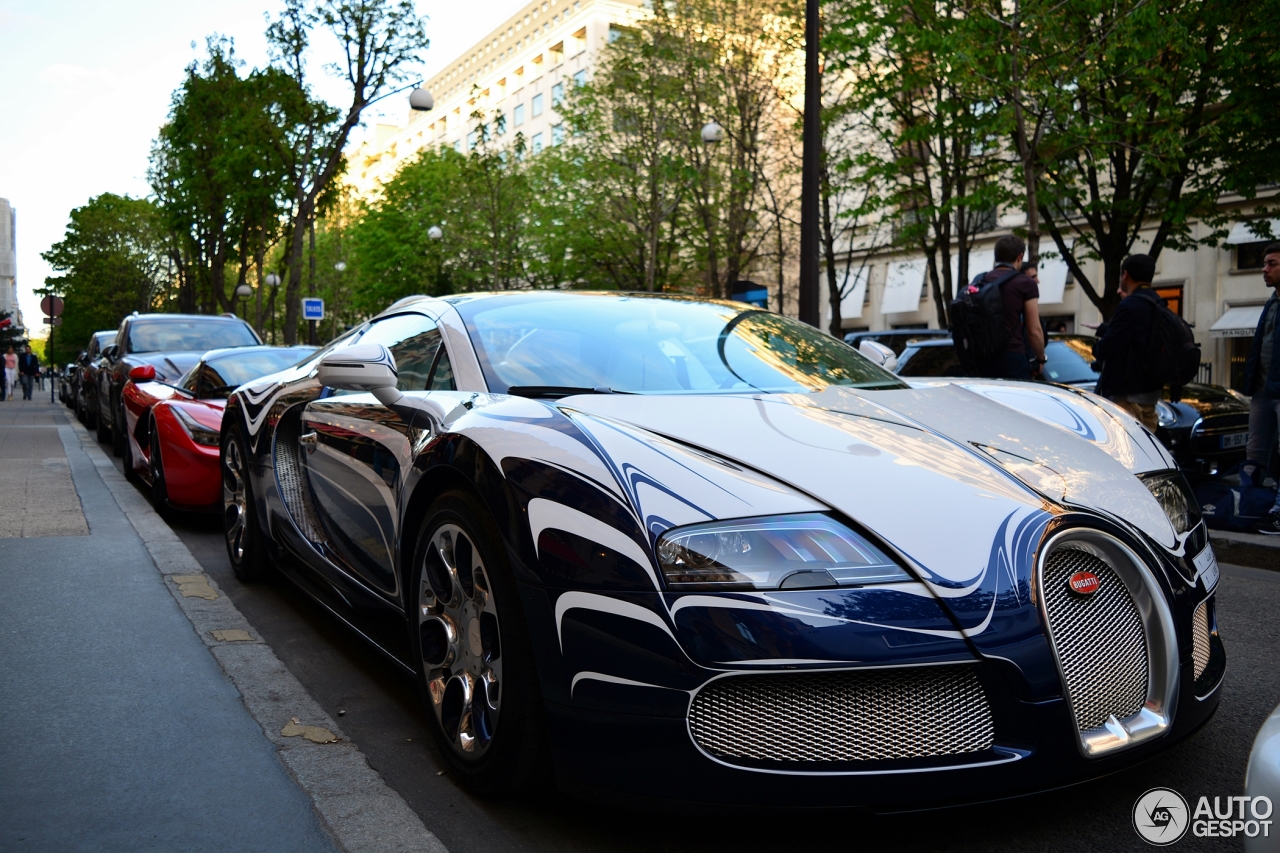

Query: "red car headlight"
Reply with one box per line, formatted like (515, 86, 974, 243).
(170, 406, 221, 446)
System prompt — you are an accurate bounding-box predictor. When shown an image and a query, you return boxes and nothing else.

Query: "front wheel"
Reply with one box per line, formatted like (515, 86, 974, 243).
(150, 421, 173, 521)
(222, 425, 270, 582)
(410, 490, 548, 796)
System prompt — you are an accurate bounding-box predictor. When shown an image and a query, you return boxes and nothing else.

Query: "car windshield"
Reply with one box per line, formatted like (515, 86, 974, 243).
(895, 335, 1102, 384)
(458, 293, 905, 394)
(201, 347, 316, 398)
(129, 319, 259, 354)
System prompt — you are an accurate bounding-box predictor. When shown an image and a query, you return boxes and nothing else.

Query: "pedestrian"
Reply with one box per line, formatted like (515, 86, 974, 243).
(957, 234, 1047, 380)
(18, 345, 40, 400)
(1091, 254, 1165, 432)
(1020, 261, 1040, 284)
(1241, 242, 1280, 534)
(3, 346, 16, 401)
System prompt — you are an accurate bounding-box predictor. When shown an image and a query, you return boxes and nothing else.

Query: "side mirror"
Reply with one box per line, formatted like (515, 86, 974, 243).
(317, 344, 450, 429)
(859, 340, 899, 373)
(102, 345, 119, 361)
(129, 365, 157, 382)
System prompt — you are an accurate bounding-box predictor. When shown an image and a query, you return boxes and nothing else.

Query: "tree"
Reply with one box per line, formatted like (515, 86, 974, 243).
(41, 194, 172, 363)
(267, 0, 429, 344)
(826, 0, 1007, 329)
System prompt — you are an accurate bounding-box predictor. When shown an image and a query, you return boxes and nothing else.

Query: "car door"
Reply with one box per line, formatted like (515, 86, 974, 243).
(301, 312, 451, 600)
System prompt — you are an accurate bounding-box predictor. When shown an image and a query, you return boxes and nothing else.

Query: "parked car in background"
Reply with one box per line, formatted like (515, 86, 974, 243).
(220, 291, 1220, 808)
(97, 313, 261, 463)
(59, 363, 77, 407)
(1246, 698, 1280, 853)
(843, 328, 949, 356)
(75, 330, 116, 427)
(895, 334, 1250, 478)
(120, 345, 315, 516)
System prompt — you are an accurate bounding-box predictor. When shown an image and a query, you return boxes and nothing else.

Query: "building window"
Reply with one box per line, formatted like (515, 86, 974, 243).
(531, 93, 544, 117)
(551, 82, 564, 106)
(495, 115, 507, 136)
(551, 123, 564, 145)
(514, 104, 525, 126)
(454, 140, 463, 153)
(1238, 241, 1271, 271)
(1154, 285, 1184, 317)
(532, 132, 544, 154)
(573, 70, 586, 86)
(466, 130, 477, 151)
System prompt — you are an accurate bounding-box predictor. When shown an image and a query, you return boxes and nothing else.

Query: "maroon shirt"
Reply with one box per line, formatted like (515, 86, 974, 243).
(980, 266, 1039, 354)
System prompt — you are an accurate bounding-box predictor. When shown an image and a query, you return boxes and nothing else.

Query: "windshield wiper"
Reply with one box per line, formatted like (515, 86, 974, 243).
(506, 385, 631, 399)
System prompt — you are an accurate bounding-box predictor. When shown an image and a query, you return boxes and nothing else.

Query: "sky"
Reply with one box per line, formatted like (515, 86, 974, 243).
(0, 0, 527, 332)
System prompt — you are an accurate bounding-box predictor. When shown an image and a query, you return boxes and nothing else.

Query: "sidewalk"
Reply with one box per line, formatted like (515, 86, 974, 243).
(0, 398, 442, 853)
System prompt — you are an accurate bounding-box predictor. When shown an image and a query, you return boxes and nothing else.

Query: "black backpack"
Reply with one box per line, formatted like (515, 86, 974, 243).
(949, 267, 1018, 373)
(1142, 291, 1201, 391)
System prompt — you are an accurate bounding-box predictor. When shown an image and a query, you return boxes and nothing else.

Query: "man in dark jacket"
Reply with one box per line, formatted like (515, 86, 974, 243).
(1242, 242, 1280, 534)
(17, 345, 41, 401)
(1092, 254, 1163, 431)
(973, 234, 1046, 379)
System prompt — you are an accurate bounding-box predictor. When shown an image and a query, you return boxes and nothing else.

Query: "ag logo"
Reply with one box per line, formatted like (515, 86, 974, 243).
(1134, 787, 1190, 845)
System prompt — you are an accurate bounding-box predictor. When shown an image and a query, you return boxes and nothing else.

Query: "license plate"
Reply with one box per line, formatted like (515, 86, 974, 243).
(1193, 545, 1219, 592)
(1221, 432, 1247, 449)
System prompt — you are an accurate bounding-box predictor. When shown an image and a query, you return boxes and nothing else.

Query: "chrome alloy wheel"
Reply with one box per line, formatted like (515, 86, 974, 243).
(419, 523, 502, 759)
(222, 438, 249, 561)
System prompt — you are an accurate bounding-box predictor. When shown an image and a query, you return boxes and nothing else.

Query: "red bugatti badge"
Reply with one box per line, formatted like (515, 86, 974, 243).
(1068, 571, 1101, 596)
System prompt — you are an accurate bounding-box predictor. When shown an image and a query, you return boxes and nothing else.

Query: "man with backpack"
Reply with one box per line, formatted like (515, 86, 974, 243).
(1092, 255, 1173, 431)
(1242, 242, 1280, 534)
(950, 234, 1045, 380)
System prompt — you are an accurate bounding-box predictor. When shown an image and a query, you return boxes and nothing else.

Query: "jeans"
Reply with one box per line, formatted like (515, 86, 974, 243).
(19, 374, 33, 400)
(975, 351, 1033, 380)
(1246, 394, 1280, 512)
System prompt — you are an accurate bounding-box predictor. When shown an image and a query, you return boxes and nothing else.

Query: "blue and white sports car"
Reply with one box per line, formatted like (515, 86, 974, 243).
(221, 291, 1223, 808)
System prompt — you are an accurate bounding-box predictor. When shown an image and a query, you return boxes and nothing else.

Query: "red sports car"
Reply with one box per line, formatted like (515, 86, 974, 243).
(121, 345, 315, 516)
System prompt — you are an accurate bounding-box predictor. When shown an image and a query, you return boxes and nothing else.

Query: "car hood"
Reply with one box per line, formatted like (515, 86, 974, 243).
(560, 384, 1178, 581)
(127, 352, 203, 382)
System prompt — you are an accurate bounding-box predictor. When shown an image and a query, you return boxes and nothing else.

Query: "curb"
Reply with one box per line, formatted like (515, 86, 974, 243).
(62, 416, 447, 853)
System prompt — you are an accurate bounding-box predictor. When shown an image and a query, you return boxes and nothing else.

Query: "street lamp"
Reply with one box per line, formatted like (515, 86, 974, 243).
(409, 88, 435, 112)
(334, 261, 347, 272)
(798, 0, 821, 328)
(701, 121, 725, 144)
(265, 273, 281, 345)
(235, 283, 253, 319)
(427, 225, 443, 241)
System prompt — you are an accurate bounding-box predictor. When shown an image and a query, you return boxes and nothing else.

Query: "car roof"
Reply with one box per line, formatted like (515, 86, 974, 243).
(369, 290, 758, 322)
(201, 344, 316, 363)
(128, 313, 252, 323)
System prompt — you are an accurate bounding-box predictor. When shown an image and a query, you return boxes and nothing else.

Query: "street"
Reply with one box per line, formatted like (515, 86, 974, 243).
(8, 393, 1270, 853)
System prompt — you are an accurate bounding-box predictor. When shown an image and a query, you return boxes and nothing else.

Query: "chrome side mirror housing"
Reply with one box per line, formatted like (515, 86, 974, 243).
(317, 344, 449, 430)
(859, 340, 899, 373)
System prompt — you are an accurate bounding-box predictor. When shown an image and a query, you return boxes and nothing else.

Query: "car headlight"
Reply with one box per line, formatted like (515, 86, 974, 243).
(656, 513, 912, 591)
(171, 406, 221, 446)
(1139, 471, 1200, 534)
(1154, 401, 1178, 429)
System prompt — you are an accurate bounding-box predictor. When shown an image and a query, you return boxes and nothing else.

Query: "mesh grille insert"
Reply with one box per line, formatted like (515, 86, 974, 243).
(274, 411, 326, 544)
(1192, 600, 1211, 680)
(688, 667, 993, 764)
(1041, 548, 1149, 731)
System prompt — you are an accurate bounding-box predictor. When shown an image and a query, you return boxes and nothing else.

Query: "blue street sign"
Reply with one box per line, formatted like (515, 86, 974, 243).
(303, 298, 325, 321)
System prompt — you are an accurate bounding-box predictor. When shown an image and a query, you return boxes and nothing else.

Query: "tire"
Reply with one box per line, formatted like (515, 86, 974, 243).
(409, 490, 548, 796)
(221, 423, 270, 582)
(122, 415, 140, 484)
(95, 396, 110, 443)
(149, 421, 173, 521)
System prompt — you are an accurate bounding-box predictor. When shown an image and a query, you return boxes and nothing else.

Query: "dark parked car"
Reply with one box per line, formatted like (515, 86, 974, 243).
(59, 363, 77, 407)
(896, 334, 1250, 477)
(75, 330, 116, 428)
(843, 328, 949, 356)
(96, 313, 261, 466)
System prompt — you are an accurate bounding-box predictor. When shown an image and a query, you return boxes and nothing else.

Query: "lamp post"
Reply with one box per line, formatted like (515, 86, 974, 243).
(798, 0, 821, 328)
(266, 273, 281, 345)
(235, 283, 253, 319)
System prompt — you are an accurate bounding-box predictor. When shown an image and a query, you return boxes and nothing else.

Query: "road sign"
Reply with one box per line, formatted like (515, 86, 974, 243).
(41, 295, 64, 318)
(303, 298, 325, 321)
(42, 317, 62, 326)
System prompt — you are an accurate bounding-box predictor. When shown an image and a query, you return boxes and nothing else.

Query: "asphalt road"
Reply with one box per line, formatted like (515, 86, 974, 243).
(90, 424, 1280, 853)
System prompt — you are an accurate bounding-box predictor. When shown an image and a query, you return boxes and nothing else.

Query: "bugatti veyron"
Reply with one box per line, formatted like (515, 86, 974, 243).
(220, 291, 1223, 808)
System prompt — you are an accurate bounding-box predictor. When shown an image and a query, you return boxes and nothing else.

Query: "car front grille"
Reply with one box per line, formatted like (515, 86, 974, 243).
(1192, 412, 1249, 438)
(1040, 547, 1149, 731)
(688, 667, 994, 764)
(274, 411, 326, 544)
(1192, 600, 1211, 680)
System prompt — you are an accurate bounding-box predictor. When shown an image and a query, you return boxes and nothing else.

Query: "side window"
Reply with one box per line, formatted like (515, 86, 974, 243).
(428, 347, 456, 391)
(180, 367, 201, 394)
(356, 313, 442, 392)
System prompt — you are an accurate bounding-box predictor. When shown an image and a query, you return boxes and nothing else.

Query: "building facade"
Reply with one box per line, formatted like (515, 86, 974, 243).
(0, 198, 20, 330)
(826, 200, 1279, 393)
(348, 0, 645, 198)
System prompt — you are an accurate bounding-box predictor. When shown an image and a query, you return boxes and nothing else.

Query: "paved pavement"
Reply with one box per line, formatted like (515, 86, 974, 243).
(0, 397, 443, 853)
